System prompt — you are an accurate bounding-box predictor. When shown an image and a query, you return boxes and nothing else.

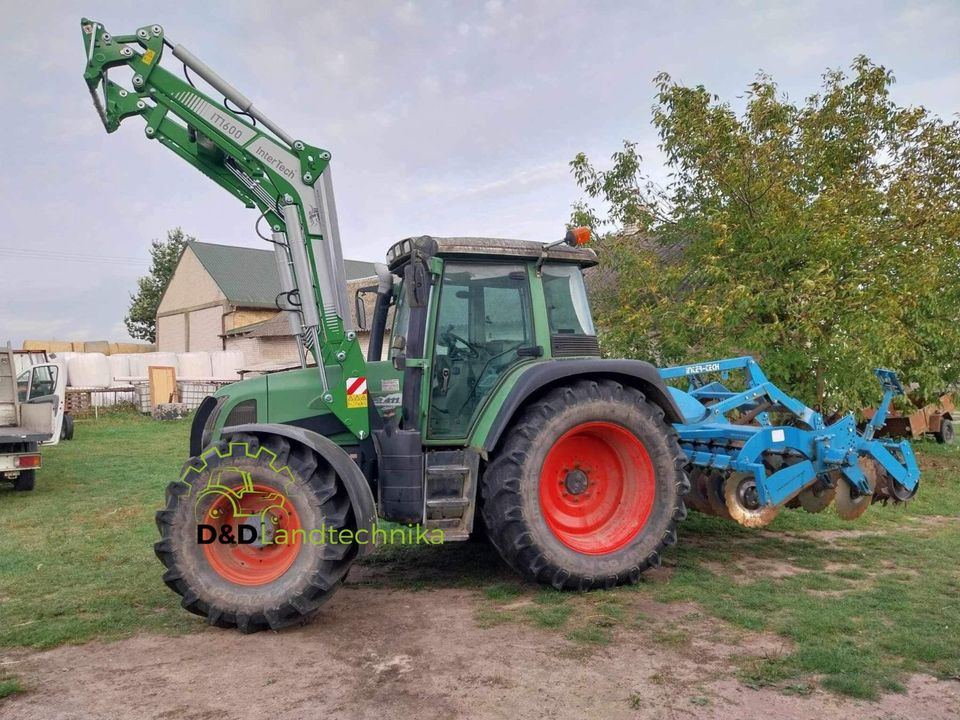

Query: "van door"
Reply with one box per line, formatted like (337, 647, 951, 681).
(22, 364, 65, 445)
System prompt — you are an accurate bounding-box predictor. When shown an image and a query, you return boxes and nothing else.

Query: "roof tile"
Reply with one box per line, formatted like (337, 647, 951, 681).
(188, 241, 376, 307)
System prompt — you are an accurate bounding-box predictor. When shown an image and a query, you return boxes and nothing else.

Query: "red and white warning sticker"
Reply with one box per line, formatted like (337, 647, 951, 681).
(346, 376, 368, 408)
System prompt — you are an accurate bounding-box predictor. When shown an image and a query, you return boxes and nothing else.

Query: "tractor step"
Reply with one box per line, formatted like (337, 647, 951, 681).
(423, 450, 479, 541)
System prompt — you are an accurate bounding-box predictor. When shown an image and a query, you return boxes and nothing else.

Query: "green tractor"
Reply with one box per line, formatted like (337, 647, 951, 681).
(82, 19, 688, 632)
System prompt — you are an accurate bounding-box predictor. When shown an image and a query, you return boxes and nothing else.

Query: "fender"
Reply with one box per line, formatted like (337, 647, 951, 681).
(481, 359, 684, 453)
(189, 395, 221, 457)
(222, 422, 378, 556)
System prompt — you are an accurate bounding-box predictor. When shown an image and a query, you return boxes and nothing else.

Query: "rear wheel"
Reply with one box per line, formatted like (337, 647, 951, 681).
(481, 379, 688, 590)
(935, 418, 955, 444)
(155, 432, 358, 632)
(13, 470, 35, 491)
(61, 414, 75, 441)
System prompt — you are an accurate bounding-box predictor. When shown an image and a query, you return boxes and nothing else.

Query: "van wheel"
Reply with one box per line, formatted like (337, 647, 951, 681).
(13, 470, 35, 491)
(61, 414, 75, 441)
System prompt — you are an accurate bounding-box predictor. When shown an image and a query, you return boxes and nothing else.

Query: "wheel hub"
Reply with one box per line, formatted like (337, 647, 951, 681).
(539, 421, 656, 555)
(201, 481, 302, 586)
(737, 479, 761, 510)
(564, 468, 590, 496)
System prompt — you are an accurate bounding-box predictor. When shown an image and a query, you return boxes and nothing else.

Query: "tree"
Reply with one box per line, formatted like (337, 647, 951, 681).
(125, 228, 193, 342)
(572, 57, 960, 412)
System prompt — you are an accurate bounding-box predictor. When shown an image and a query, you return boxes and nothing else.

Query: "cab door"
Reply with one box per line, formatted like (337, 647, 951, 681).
(427, 262, 536, 439)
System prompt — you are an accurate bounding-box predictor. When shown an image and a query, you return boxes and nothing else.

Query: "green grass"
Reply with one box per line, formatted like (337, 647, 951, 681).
(646, 440, 960, 699)
(0, 677, 24, 699)
(0, 413, 200, 648)
(466, 439, 960, 698)
(2, 412, 958, 702)
(525, 604, 573, 628)
(565, 626, 612, 645)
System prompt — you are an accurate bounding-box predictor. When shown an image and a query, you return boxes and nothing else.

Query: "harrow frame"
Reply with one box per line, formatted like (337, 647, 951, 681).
(660, 357, 920, 511)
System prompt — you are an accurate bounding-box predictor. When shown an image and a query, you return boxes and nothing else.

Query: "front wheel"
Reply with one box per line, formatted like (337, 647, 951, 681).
(481, 379, 688, 590)
(155, 432, 359, 632)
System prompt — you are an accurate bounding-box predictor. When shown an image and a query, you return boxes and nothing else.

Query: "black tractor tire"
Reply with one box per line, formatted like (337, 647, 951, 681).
(481, 379, 689, 590)
(13, 470, 35, 491)
(935, 418, 955, 445)
(61, 414, 75, 441)
(155, 432, 359, 633)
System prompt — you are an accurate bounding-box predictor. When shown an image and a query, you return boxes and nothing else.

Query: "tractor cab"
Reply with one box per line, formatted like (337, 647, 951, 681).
(367, 236, 601, 442)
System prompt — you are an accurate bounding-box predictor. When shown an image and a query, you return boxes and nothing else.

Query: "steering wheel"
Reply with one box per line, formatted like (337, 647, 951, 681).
(442, 329, 482, 358)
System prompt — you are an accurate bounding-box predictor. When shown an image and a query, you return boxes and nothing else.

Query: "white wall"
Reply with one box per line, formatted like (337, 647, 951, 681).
(157, 313, 187, 352)
(188, 306, 225, 352)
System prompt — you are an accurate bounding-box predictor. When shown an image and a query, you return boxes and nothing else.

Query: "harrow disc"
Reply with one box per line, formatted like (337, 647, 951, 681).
(705, 470, 734, 520)
(683, 468, 713, 514)
(723, 472, 780, 528)
(798, 476, 837, 514)
(868, 457, 919, 505)
(835, 459, 877, 521)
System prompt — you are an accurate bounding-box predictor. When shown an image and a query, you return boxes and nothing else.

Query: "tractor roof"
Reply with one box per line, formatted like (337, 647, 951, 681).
(386, 235, 598, 272)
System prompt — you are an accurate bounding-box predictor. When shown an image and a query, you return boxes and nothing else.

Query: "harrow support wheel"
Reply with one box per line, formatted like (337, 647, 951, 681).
(481, 379, 688, 590)
(723, 472, 780, 528)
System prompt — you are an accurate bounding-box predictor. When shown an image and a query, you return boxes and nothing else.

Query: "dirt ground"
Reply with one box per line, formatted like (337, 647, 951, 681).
(2, 583, 958, 720)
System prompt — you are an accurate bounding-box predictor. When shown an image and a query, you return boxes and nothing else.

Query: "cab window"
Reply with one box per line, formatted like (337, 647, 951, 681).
(29, 366, 58, 399)
(542, 263, 596, 336)
(17, 365, 58, 402)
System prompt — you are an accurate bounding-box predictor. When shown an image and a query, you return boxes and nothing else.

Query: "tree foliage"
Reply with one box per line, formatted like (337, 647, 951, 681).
(125, 228, 193, 342)
(572, 57, 960, 412)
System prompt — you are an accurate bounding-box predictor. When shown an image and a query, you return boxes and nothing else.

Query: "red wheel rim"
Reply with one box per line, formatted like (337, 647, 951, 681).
(539, 421, 655, 555)
(202, 482, 303, 586)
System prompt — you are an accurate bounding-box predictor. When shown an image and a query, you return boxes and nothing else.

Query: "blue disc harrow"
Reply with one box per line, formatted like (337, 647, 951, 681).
(660, 357, 920, 526)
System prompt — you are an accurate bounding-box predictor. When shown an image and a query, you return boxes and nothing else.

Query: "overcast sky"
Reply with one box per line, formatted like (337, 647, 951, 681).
(2, 0, 958, 345)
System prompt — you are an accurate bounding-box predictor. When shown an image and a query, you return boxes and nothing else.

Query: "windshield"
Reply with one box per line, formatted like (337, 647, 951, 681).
(542, 264, 596, 335)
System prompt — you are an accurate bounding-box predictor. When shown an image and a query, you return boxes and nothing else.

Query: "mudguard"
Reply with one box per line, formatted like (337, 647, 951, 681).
(222, 422, 378, 556)
(482, 359, 684, 453)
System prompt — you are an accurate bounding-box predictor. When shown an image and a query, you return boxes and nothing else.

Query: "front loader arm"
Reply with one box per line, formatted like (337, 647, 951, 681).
(80, 19, 369, 439)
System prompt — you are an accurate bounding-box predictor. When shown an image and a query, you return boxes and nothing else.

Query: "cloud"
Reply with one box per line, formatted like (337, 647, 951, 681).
(418, 161, 570, 201)
(3, 0, 959, 346)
